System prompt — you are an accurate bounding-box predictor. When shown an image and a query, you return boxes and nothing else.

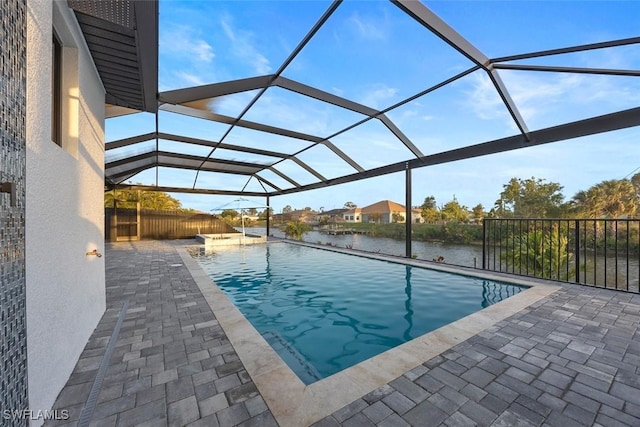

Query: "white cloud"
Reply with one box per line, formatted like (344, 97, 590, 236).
(220, 17, 272, 75)
(161, 25, 215, 64)
(572, 44, 640, 71)
(501, 72, 582, 122)
(358, 85, 398, 109)
(371, 139, 400, 151)
(174, 71, 205, 87)
(461, 69, 640, 133)
(347, 12, 387, 40)
(505, 72, 640, 128)
(462, 72, 506, 121)
(192, 40, 215, 63)
(214, 91, 256, 117)
(571, 75, 640, 105)
(400, 109, 417, 119)
(396, 109, 435, 122)
(461, 71, 583, 128)
(248, 94, 330, 136)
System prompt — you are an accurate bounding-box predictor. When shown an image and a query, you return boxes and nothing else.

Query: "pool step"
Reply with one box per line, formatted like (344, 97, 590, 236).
(262, 331, 321, 384)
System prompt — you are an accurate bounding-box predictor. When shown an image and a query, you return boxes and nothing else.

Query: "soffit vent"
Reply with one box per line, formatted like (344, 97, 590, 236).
(67, 0, 158, 113)
(67, 0, 134, 29)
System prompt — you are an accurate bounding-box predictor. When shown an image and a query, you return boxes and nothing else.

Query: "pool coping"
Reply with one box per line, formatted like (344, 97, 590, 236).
(175, 240, 561, 427)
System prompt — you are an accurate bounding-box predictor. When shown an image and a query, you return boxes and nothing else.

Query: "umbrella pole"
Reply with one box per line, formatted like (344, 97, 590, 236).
(241, 209, 246, 245)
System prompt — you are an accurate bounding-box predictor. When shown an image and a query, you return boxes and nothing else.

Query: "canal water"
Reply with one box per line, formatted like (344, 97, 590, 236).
(242, 227, 639, 291)
(246, 227, 482, 267)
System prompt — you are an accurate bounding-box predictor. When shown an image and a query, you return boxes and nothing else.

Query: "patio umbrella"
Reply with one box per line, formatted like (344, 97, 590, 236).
(211, 197, 268, 239)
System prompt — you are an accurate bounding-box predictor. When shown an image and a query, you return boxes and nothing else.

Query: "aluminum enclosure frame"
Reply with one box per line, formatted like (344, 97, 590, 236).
(100, 0, 640, 203)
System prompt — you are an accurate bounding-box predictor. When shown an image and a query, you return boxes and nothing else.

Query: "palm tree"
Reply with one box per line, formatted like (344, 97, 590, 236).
(140, 191, 182, 211)
(577, 179, 637, 218)
(105, 188, 183, 211)
(503, 226, 573, 280)
(104, 188, 139, 209)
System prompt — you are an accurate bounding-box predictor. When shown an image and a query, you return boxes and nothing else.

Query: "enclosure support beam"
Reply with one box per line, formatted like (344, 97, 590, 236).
(392, 0, 488, 68)
(273, 106, 640, 197)
(266, 196, 271, 238)
(405, 164, 412, 258)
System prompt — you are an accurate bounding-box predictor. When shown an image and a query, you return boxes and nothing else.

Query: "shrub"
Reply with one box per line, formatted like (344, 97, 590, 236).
(502, 227, 574, 280)
(283, 221, 311, 240)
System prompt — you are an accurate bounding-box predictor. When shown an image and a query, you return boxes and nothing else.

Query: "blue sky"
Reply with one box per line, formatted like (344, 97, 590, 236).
(106, 0, 640, 213)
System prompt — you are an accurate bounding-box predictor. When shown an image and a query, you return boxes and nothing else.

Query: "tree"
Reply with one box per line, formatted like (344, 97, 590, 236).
(258, 207, 273, 220)
(566, 190, 587, 217)
(344, 201, 357, 209)
(496, 177, 564, 218)
(283, 220, 311, 240)
(421, 196, 436, 210)
(441, 196, 468, 222)
(421, 196, 439, 223)
(104, 189, 137, 208)
(282, 205, 293, 213)
(573, 179, 637, 218)
(220, 209, 238, 219)
(318, 215, 330, 226)
(492, 198, 508, 218)
(391, 212, 405, 223)
(105, 187, 183, 211)
(631, 172, 640, 196)
(139, 191, 182, 211)
(503, 226, 573, 281)
(471, 203, 484, 223)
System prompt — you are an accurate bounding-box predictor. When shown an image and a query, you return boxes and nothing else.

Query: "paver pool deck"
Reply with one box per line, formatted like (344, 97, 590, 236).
(46, 240, 640, 427)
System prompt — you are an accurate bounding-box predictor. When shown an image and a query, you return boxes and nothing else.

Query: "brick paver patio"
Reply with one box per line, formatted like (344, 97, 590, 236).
(314, 281, 640, 427)
(47, 241, 640, 426)
(46, 241, 277, 427)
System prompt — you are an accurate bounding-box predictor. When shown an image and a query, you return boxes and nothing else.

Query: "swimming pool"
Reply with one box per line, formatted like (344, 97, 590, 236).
(192, 242, 527, 384)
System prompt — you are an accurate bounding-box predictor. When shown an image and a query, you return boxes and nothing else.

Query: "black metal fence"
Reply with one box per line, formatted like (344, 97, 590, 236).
(106, 208, 237, 241)
(483, 219, 640, 293)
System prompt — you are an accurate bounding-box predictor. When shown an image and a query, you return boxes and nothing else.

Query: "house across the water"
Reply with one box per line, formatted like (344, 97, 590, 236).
(343, 200, 424, 224)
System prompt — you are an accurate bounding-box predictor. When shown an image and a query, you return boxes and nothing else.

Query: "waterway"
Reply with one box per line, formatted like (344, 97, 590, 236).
(247, 227, 482, 267)
(242, 226, 639, 291)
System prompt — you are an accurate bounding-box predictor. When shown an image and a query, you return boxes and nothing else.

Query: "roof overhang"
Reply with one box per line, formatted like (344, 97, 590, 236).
(68, 0, 158, 113)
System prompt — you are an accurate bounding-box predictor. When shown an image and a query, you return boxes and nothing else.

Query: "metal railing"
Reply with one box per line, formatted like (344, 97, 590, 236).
(482, 219, 640, 293)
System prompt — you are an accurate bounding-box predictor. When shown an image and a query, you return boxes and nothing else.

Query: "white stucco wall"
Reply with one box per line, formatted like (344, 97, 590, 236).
(26, 0, 106, 419)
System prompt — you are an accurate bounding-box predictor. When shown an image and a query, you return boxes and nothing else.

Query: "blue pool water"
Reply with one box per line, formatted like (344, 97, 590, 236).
(192, 242, 527, 384)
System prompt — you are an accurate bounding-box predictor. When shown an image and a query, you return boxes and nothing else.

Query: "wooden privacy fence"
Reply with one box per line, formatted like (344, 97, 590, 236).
(105, 208, 237, 241)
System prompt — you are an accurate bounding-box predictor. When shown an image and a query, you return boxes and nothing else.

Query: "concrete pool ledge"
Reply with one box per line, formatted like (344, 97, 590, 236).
(176, 242, 560, 427)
